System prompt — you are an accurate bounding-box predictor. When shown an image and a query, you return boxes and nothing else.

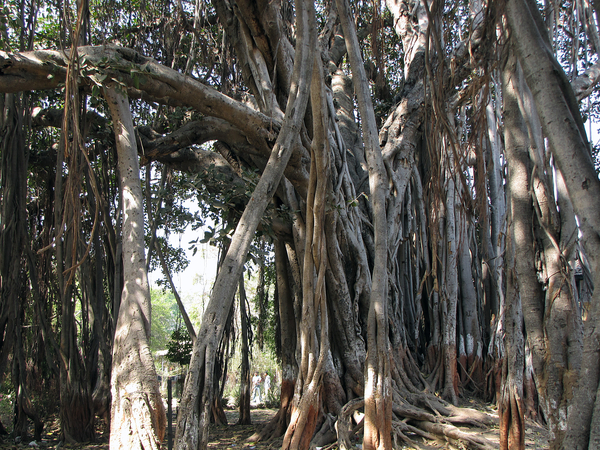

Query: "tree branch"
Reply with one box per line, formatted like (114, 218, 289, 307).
(0, 46, 276, 145)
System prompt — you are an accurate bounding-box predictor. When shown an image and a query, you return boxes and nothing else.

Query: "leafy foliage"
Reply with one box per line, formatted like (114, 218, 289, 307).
(248, 247, 277, 355)
(150, 288, 179, 352)
(166, 327, 193, 366)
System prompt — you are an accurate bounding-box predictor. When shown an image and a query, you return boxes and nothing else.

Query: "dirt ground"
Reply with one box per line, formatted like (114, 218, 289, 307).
(0, 406, 548, 449)
(206, 409, 283, 450)
(206, 406, 548, 449)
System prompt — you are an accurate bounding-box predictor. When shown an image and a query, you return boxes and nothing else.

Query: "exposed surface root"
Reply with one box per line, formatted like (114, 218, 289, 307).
(332, 392, 497, 449)
(250, 366, 499, 449)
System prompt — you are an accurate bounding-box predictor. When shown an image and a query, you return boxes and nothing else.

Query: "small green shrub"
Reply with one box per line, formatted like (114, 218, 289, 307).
(167, 327, 193, 366)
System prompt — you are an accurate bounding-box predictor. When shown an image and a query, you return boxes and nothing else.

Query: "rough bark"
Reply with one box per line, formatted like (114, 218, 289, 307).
(515, 61, 583, 446)
(336, 0, 391, 447)
(499, 252, 525, 450)
(499, 69, 546, 415)
(174, 0, 315, 445)
(442, 161, 459, 405)
(282, 41, 330, 450)
(505, 1, 600, 447)
(104, 85, 166, 449)
(500, 49, 527, 450)
(3, 2, 592, 450)
(0, 46, 311, 192)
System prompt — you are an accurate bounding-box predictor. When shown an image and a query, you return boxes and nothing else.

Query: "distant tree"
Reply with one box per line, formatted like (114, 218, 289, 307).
(166, 328, 194, 367)
(149, 288, 178, 353)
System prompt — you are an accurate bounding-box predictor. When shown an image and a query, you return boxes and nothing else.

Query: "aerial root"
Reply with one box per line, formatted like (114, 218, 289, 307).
(253, 387, 496, 449)
(329, 390, 496, 449)
(336, 398, 364, 450)
(311, 413, 337, 448)
(413, 420, 495, 449)
(392, 421, 438, 449)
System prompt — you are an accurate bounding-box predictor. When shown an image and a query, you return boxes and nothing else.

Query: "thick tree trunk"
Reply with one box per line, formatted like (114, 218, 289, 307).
(442, 165, 459, 406)
(337, 0, 391, 447)
(499, 81, 546, 409)
(282, 48, 330, 450)
(175, 0, 315, 445)
(0, 93, 27, 432)
(513, 58, 584, 445)
(505, 1, 600, 447)
(500, 49, 527, 450)
(104, 85, 166, 449)
(6, 2, 595, 450)
(499, 243, 525, 450)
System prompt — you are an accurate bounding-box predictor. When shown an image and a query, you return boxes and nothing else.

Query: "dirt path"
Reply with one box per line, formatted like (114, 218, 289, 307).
(206, 409, 281, 450)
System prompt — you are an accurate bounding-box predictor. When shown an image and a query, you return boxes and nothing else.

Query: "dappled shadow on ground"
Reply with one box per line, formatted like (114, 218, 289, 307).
(207, 408, 280, 450)
(0, 408, 277, 450)
(204, 403, 550, 450)
(0, 404, 548, 449)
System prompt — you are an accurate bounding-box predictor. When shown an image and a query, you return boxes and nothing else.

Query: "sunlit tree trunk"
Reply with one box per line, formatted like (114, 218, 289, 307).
(175, 0, 315, 445)
(104, 85, 166, 449)
(442, 149, 459, 406)
(506, 1, 600, 447)
(337, 0, 391, 446)
(515, 63, 583, 446)
(282, 49, 331, 450)
(500, 49, 527, 450)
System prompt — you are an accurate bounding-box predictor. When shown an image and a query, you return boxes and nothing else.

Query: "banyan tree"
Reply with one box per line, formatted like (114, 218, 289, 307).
(2, 0, 600, 449)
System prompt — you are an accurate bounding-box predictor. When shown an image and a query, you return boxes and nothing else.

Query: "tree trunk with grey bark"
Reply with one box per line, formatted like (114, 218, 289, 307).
(104, 85, 166, 449)
(506, 1, 600, 447)
(500, 49, 527, 450)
